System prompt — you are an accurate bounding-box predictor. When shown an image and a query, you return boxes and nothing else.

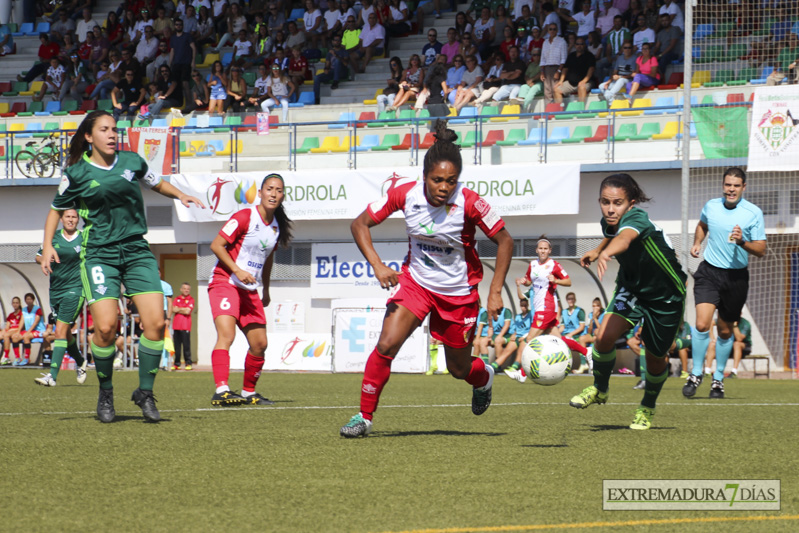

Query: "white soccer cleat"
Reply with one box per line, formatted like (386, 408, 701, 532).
(113, 357, 123, 369)
(76, 360, 88, 385)
(504, 368, 527, 383)
(35, 373, 56, 387)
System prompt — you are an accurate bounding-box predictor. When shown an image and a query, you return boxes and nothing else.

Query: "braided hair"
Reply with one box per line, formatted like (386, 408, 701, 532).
(423, 119, 461, 177)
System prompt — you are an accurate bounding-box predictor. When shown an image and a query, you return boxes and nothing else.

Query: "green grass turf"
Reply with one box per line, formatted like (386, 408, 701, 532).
(1, 368, 798, 532)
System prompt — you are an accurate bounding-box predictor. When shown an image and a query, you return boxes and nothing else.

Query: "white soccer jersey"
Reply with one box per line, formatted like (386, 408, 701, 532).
(210, 205, 279, 291)
(367, 181, 504, 296)
(524, 258, 568, 313)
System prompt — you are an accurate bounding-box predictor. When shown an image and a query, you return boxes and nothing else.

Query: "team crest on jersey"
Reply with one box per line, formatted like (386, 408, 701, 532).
(121, 169, 135, 182)
(74, 246, 81, 253)
(445, 203, 457, 215)
(96, 285, 108, 295)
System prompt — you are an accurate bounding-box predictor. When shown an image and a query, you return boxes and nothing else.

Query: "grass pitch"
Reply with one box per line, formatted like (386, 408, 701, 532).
(2, 368, 798, 533)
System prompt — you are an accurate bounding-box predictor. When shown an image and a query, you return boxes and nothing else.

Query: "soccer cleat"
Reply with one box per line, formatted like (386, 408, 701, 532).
(211, 390, 246, 406)
(618, 367, 634, 375)
(726, 371, 738, 379)
(131, 388, 161, 422)
(96, 388, 115, 423)
(0, 357, 11, 365)
(34, 373, 56, 387)
(425, 364, 437, 376)
(76, 360, 88, 385)
(113, 357, 123, 369)
(709, 379, 725, 399)
(340, 413, 373, 438)
(172, 364, 180, 371)
(633, 380, 646, 390)
(471, 365, 494, 415)
(682, 374, 702, 398)
(680, 370, 689, 379)
(504, 367, 527, 383)
(630, 406, 655, 430)
(185, 365, 192, 371)
(242, 392, 275, 406)
(573, 363, 590, 374)
(569, 385, 609, 409)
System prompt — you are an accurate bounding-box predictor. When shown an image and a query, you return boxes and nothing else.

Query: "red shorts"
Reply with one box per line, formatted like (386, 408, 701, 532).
(20, 330, 43, 339)
(208, 281, 266, 329)
(388, 271, 478, 349)
(531, 311, 558, 332)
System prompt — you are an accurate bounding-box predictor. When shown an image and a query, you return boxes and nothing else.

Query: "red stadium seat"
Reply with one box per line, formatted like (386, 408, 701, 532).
(391, 133, 420, 150)
(585, 125, 609, 143)
(357, 111, 375, 127)
(727, 92, 745, 106)
(10, 102, 26, 113)
(658, 72, 684, 90)
(420, 132, 435, 149)
(480, 129, 505, 147)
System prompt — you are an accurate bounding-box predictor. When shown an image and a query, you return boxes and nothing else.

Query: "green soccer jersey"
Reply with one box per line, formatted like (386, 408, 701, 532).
(51, 151, 162, 248)
(601, 207, 687, 301)
(737, 317, 752, 345)
(37, 229, 84, 295)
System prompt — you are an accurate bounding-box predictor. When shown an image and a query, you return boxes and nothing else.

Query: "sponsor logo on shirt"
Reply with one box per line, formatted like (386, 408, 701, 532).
(222, 218, 239, 236)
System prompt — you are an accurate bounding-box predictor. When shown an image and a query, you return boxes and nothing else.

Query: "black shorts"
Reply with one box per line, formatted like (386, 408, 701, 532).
(741, 344, 752, 357)
(172, 63, 192, 83)
(693, 260, 749, 323)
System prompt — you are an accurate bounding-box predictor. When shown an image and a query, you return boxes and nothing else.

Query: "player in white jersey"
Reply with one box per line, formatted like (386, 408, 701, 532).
(503, 236, 572, 381)
(208, 174, 293, 407)
(340, 120, 514, 438)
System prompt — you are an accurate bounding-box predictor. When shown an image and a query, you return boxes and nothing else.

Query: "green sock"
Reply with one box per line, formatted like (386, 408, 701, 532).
(592, 347, 616, 393)
(49, 339, 68, 381)
(480, 354, 489, 364)
(490, 361, 500, 371)
(138, 336, 165, 391)
(511, 361, 520, 370)
(639, 350, 647, 378)
(67, 338, 85, 367)
(92, 342, 116, 390)
(641, 368, 668, 409)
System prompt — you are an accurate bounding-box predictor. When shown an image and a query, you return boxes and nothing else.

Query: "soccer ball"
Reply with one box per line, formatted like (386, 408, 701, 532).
(521, 335, 572, 386)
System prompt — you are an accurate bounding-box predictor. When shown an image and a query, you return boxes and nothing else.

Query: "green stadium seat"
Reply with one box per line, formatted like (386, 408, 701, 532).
(495, 128, 526, 145)
(556, 101, 585, 120)
(33, 122, 59, 138)
(629, 122, 661, 141)
(611, 123, 638, 141)
(712, 22, 734, 38)
(54, 99, 79, 115)
(387, 109, 414, 127)
(458, 130, 478, 148)
(726, 43, 747, 61)
(371, 134, 400, 151)
(28, 101, 44, 113)
(97, 99, 113, 111)
(294, 137, 320, 154)
(585, 100, 607, 117)
(479, 106, 499, 118)
(562, 125, 592, 143)
(368, 111, 394, 127)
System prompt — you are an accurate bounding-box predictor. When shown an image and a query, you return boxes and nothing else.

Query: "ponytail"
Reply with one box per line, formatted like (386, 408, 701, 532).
(274, 203, 293, 248)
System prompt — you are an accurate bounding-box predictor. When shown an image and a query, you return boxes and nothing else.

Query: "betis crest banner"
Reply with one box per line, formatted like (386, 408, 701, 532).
(170, 163, 580, 222)
(127, 127, 175, 176)
(694, 106, 749, 159)
(748, 86, 799, 171)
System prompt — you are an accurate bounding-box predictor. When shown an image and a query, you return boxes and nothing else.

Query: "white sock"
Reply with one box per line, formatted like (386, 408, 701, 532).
(241, 390, 255, 397)
(704, 367, 712, 374)
(215, 385, 230, 394)
(731, 368, 738, 375)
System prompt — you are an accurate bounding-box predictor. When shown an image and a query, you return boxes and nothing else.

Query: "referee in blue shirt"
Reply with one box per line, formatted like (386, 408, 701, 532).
(683, 168, 766, 399)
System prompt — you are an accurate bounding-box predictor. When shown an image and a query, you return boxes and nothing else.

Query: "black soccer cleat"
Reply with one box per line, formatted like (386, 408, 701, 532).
(131, 388, 161, 422)
(682, 374, 702, 398)
(97, 388, 116, 423)
(243, 392, 275, 406)
(471, 365, 494, 415)
(211, 390, 246, 406)
(709, 379, 725, 399)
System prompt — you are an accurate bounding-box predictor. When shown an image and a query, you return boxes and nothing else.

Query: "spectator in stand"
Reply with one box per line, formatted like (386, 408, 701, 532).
(231, 28, 254, 67)
(452, 54, 483, 111)
(338, 0, 357, 31)
(513, 0, 534, 21)
(303, 0, 324, 49)
(578, 297, 604, 349)
(182, 6, 200, 39)
(249, 63, 272, 108)
(596, 15, 629, 81)
(314, 35, 350, 103)
(417, 0, 444, 35)
(653, 12, 680, 67)
(266, 3, 287, 34)
(658, 0, 683, 34)
(183, 70, 210, 113)
(212, 0, 229, 36)
(492, 5, 512, 48)
(439, 28, 459, 65)
(596, 0, 620, 38)
(342, 16, 362, 53)
(153, 6, 175, 40)
(598, 39, 634, 101)
(377, 56, 403, 112)
(555, 35, 594, 103)
(421, 62, 451, 116)
(34, 57, 66, 102)
(224, 66, 248, 113)
(632, 13, 655, 53)
(171, 18, 198, 101)
(556, 0, 575, 19)
(60, 52, 89, 103)
(422, 28, 443, 67)
(459, 32, 481, 64)
(516, 5, 537, 34)
(207, 60, 228, 115)
(442, 54, 466, 104)
(729, 319, 753, 378)
(89, 26, 110, 78)
(76, 8, 99, 43)
(540, 2, 561, 36)
(389, 53, 424, 111)
(540, 23, 567, 103)
(135, 26, 160, 69)
(454, 11, 473, 40)
(285, 21, 307, 50)
(516, 47, 542, 111)
(58, 33, 77, 63)
(360, 0, 376, 27)
(473, 7, 495, 58)
(351, 12, 385, 72)
(119, 47, 141, 81)
(121, 10, 139, 45)
(19, 33, 60, 83)
(626, 0, 643, 31)
(197, 6, 217, 49)
(642, 0, 659, 32)
(112, 68, 146, 120)
(262, 64, 295, 121)
(565, 31, 577, 55)
(626, 41, 658, 101)
(587, 30, 603, 61)
(529, 24, 544, 50)
(0, 25, 11, 56)
(288, 46, 310, 90)
(474, 52, 504, 104)
(515, 27, 532, 63)
(150, 64, 185, 116)
(324, 0, 344, 45)
(272, 46, 290, 72)
(499, 26, 515, 61)
(491, 45, 525, 103)
(171, 283, 195, 371)
(51, 11, 77, 44)
(146, 40, 170, 81)
(566, 1, 595, 39)
(385, 0, 411, 46)
(76, 31, 93, 69)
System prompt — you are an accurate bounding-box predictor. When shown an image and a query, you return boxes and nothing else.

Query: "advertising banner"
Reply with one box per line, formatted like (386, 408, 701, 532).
(229, 331, 332, 371)
(312, 242, 409, 299)
(748, 86, 799, 171)
(128, 127, 174, 176)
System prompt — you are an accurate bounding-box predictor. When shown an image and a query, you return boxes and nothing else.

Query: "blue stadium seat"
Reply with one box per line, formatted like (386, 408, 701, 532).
(12, 22, 33, 36)
(450, 107, 477, 124)
(16, 122, 43, 138)
(750, 66, 773, 85)
(221, 52, 234, 67)
(694, 24, 714, 39)
(517, 128, 545, 146)
(297, 91, 315, 105)
(289, 8, 305, 20)
(355, 134, 380, 151)
(151, 118, 168, 127)
(546, 126, 571, 144)
(44, 101, 61, 114)
(676, 122, 697, 140)
(30, 22, 50, 35)
(329, 112, 356, 129)
(195, 139, 225, 156)
(645, 96, 675, 115)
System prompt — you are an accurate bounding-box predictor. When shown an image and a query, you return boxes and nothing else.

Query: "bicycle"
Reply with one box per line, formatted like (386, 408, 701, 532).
(14, 133, 65, 179)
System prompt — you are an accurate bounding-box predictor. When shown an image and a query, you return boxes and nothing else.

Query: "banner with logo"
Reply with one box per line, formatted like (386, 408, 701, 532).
(128, 127, 174, 176)
(229, 331, 332, 371)
(170, 163, 580, 222)
(748, 86, 799, 171)
(312, 242, 409, 299)
(694, 106, 749, 159)
(272, 300, 305, 332)
(332, 299, 427, 373)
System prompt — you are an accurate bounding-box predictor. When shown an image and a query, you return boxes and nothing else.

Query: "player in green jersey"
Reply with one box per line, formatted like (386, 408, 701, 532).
(570, 174, 687, 430)
(34, 209, 88, 387)
(39, 111, 204, 423)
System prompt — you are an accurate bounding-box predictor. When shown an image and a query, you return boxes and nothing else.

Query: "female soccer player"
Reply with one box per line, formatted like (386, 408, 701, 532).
(571, 173, 686, 430)
(34, 209, 88, 387)
(340, 120, 514, 438)
(208, 174, 293, 407)
(40, 110, 204, 423)
(0, 296, 23, 365)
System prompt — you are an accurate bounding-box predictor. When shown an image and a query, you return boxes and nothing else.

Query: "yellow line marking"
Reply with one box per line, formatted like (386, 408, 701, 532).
(384, 514, 799, 533)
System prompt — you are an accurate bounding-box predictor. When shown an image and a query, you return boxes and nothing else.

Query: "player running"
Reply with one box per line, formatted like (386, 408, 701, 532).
(208, 174, 293, 407)
(571, 173, 686, 430)
(0, 296, 23, 365)
(340, 120, 514, 438)
(33, 209, 88, 387)
(40, 110, 204, 423)
(683, 167, 766, 399)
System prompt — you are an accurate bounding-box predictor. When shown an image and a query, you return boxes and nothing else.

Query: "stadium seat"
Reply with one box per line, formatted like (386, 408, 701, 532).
(727, 93, 746, 105)
(419, 132, 436, 148)
(19, 81, 43, 97)
(0, 82, 11, 94)
(629, 122, 661, 141)
(221, 52, 234, 67)
(57, 99, 78, 115)
(363, 89, 381, 105)
(12, 22, 33, 36)
(195, 139, 225, 156)
(310, 136, 342, 153)
(217, 140, 244, 155)
(170, 117, 186, 128)
(0, 145, 22, 160)
(584, 125, 609, 143)
(482, 129, 504, 146)
(355, 134, 380, 151)
(242, 72, 257, 87)
(562, 125, 592, 143)
(598, 99, 629, 117)
(97, 99, 113, 111)
(490, 104, 520, 122)
(690, 71, 711, 87)
(546, 126, 571, 144)
(5, 81, 27, 96)
(479, 106, 499, 118)
(517, 128, 545, 145)
(33, 122, 59, 138)
(694, 23, 714, 39)
(645, 96, 675, 115)
(586, 100, 607, 116)
(30, 22, 50, 35)
(371, 134, 400, 151)
(62, 121, 78, 133)
(117, 120, 132, 130)
(16, 122, 43, 138)
(179, 141, 194, 157)
(726, 44, 747, 61)
(457, 130, 478, 148)
(0, 102, 9, 115)
(329, 112, 356, 129)
(555, 101, 586, 120)
(696, 46, 723, 64)
(388, 109, 414, 127)
(620, 98, 651, 116)
(611, 123, 637, 141)
(367, 111, 393, 127)
(294, 136, 320, 153)
(652, 121, 680, 140)
(534, 102, 563, 119)
(712, 21, 734, 38)
(391, 133, 420, 150)
(495, 128, 526, 146)
(196, 53, 220, 68)
(676, 122, 697, 140)
(357, 111, 376, 127)
(450, 107, 478, 124)
(658, 72, 684, 90)
(289, 7, 305, 20)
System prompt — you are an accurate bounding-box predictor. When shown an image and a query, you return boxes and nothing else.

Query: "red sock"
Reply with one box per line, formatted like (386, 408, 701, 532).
(24, 345, 31, 357)
(561, 337, 587, 356)
(464, 356, 490, 388)
(211, 349, 231, 388)
(12, 345, 19, 357)
(242, 352, 265, 393)
(359, 349, 393, 420)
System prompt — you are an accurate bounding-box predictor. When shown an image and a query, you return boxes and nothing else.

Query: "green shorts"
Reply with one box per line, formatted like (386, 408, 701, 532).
(50, 289, 84, 325)
(81, 237, 163, 304)
(606, 285, 685, 357)
(675, 336, 692, 350)
(491, 333, 510, 343)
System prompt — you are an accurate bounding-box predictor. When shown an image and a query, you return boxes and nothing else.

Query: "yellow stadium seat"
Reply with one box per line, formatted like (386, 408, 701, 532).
(330, 135, 360, 153)
(620, 98, 651, 116)
(363, 88, 381, 105)
(0, 103, 8, 114)
(598, 99, 629, 118)
(170, 117, 186, 128)
(197, 53, 220, 68)
(491, 104, 521, 122)
(652, 121, 679, 139)
(8, 122, 25, 132)
(692, 70, 711, 86)
(19, 81, 43, 96)
(310, 136, 342, 153)
(217, 139, 244, 155)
